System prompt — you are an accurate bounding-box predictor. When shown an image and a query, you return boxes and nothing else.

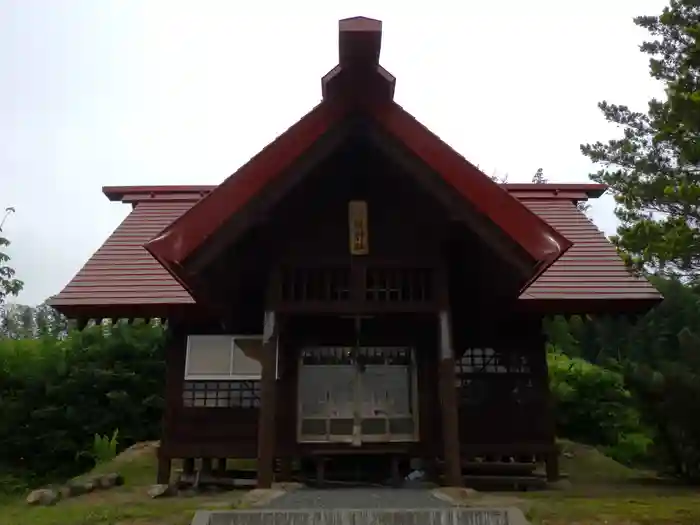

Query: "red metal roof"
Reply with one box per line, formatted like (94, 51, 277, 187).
(143, 18, 571, 298)
(519, 200, 660, 302)
(49, 184, 662, 318)
(49, 198, 196, 318)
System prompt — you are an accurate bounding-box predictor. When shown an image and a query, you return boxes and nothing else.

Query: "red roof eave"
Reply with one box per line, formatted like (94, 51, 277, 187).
(145, 97, 574, 287)
(144, 100, 347, 267)
(144, 15, 573, 294)
(372, 101, 574, 271)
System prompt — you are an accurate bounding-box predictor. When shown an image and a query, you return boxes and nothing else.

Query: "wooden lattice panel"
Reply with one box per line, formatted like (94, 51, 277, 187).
(456, 347, 536, 407)
(364, 267, 433, 303)
(182, 380, 261, 408)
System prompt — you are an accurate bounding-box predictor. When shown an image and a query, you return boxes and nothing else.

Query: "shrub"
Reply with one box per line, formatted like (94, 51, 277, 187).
(548, 347, 651, 465)
(0, 322, 165, 485)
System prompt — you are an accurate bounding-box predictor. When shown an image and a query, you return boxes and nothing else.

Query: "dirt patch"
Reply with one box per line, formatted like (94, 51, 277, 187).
(111, 441, 160, 465)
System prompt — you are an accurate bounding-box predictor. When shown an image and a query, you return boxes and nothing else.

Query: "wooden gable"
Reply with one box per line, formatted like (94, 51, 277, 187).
(143, 17, 572, 304)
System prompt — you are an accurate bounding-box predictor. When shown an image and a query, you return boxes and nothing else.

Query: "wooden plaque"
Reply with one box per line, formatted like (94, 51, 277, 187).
(348, 200, 369, 255)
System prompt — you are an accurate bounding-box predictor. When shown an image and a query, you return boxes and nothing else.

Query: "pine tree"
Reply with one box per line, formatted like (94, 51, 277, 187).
(581, 0, 700, 278)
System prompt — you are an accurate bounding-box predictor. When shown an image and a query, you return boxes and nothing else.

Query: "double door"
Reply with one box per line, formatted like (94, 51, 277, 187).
(296, 316, 419, 444)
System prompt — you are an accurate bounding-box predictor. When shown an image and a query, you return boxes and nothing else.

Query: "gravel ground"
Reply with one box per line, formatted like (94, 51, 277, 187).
(262, 488, 454, 510)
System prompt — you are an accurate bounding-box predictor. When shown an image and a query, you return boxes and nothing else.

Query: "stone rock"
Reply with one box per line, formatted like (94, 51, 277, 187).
(57, 478, 101, 499)
(148, 483, 175, 499)
(98, 473, 124, 489)
(82, 480, 97, 493)
(431, 487, 480, 506)
(26, 488, 60, 506)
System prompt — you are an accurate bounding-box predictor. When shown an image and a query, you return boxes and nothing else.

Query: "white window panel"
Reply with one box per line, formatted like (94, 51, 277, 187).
(231, 336, 263, 379)
(185, 335, 233, 380)
(184, 335, 264, 380)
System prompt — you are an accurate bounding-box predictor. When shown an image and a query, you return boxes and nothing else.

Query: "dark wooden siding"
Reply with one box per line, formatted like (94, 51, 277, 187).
(160, 321, 259, 459)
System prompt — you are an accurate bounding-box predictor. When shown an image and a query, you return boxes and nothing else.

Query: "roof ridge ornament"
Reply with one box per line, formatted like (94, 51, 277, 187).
(321, 16, 395, 102)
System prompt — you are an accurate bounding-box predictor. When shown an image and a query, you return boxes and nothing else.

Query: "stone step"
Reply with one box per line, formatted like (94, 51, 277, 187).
(192, 507, 530, 525)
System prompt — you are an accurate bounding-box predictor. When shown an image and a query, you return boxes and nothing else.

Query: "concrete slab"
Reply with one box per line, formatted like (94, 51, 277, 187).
(192, 507, 531, 525)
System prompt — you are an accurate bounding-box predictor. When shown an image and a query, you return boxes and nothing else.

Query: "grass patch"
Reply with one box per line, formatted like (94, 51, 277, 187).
(2, 439, 698, 524)
(524, 488, 700, 525)
(522, 440, 699, 524)
(557, 439, 646, 483)
(0, 442, 243, 525)
(0, 493, 237, 525)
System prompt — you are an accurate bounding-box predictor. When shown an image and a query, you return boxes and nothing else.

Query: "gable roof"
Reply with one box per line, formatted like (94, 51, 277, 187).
(143, 17, 572, 301)
(48, 184, 662, 318)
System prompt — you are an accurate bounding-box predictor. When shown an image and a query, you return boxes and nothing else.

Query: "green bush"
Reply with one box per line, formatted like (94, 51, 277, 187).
(0, 321, 166, 486)
(548, 347, 651, 465)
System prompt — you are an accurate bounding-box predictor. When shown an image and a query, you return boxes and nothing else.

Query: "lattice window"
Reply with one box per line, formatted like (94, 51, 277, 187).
(456, 347, 536, 407)
(301, 347, 354, 365)
(300, 346, 412, 366)
(358, 347, 411, 366)
(456, 347, 530, 375)
(182, 380, 261, 408)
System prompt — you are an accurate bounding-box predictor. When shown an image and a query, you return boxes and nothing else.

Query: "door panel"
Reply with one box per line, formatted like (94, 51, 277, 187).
(297, 340, 418, 444)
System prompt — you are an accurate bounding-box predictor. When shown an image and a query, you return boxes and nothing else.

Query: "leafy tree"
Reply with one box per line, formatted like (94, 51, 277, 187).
(545, 277, 700, 479)
(532, 167, 547, 184)
(0, 321, 166, 484)
(0, 207, 23, 305)
(0, 303, 67, 339)
(548, 348, 651, 465)
(581, 0, 700, 279)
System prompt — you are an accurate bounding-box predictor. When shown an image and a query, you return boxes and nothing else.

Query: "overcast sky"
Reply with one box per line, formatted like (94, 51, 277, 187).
(1, 0, 667, 306)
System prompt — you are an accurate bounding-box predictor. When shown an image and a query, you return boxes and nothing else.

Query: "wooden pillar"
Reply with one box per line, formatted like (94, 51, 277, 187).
(216, 458, 227, 477)
(257, 310, 279, 488)
(438, 309, 462, 487)
(531, 316, 559, 482)
(157, 322, 181, 484)
(156, 446, 171, 484)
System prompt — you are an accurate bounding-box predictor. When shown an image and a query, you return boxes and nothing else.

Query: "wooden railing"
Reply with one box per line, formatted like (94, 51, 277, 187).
(273, 259, 440, 313)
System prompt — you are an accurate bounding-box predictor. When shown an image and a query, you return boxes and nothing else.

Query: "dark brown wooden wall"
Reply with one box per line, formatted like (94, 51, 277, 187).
(159, 139, 554, 461)
(453, 315, 553, 455)
(161, 315, 552, 461)
(266, 138, 453, 261)
(160, 319, 260, 459)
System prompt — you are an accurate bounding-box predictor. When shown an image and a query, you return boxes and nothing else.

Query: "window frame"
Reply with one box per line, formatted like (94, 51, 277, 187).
(184, 334, 264, 381)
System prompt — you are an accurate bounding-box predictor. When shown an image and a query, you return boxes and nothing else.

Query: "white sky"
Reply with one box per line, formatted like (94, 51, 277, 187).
(1, 0, 667, 306)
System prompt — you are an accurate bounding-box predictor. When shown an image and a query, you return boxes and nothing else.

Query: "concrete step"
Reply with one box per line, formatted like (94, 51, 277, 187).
(192, 507, 530, 525)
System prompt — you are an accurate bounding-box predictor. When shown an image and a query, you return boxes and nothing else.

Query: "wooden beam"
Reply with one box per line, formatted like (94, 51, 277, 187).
(256, 311, 279, 488)
(158, 321, 185, 484)
(185, 116, 357, 274)
(366, 124, 535, 288)
(438, 308, 462, 487)
(530, 316, 560, 482)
